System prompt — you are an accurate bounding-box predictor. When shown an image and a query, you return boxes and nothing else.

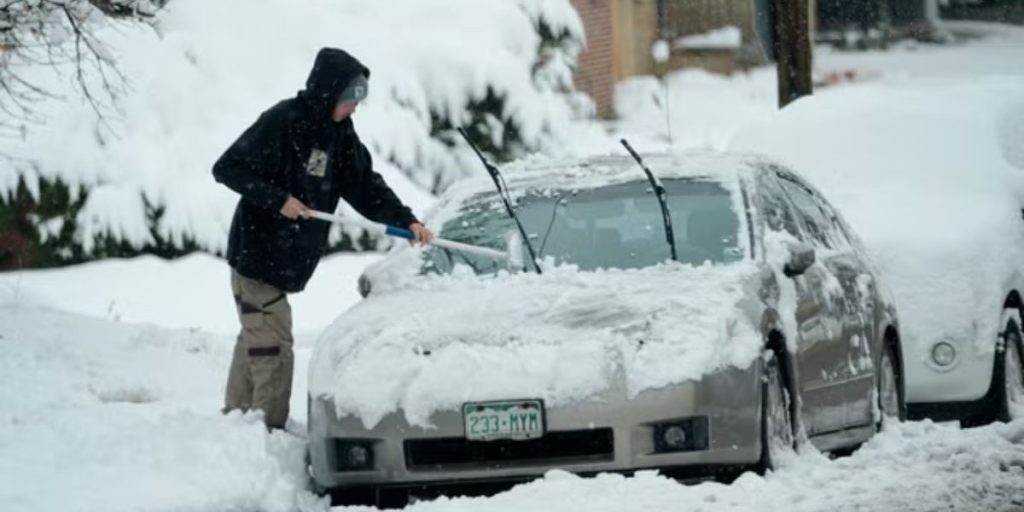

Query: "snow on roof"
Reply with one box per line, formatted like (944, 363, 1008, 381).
(442, 149, 760, 203)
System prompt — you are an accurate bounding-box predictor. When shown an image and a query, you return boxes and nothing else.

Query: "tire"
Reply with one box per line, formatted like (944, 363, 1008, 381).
(875, 341, 906, 430)
(1003, 334, 1024, 421)
(969, 315, 1024, 426)
(992, 316, 1024, 423)
(759, 350, 796, 472)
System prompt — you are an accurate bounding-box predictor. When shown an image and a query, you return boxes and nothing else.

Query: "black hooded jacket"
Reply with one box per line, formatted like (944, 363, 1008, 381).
(213, 48, 418, 292)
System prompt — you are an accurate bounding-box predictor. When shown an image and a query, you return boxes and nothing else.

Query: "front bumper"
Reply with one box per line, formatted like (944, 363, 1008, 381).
(308, 366, 762, 491)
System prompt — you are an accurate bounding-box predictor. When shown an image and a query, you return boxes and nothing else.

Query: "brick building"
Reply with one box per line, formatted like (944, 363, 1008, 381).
(570, 0, 775, 117)
(570, 0, 617, 117)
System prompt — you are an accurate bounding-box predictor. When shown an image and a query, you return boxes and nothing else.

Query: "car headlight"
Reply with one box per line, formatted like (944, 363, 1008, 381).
(334, 440, 374, 471)
(931, 341, 957, 367)
(652, 417, 709, 453)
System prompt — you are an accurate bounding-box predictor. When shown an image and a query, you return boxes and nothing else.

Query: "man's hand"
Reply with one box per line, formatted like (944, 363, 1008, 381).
(409, 223, 434, 246)
(280, 195, 307, 220)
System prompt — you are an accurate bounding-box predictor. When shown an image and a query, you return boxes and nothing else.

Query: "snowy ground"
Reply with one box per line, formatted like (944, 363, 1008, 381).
(612, 20, 1024, 153)
(3, 256, 1024, 512)
(4, 19, 1024, 512)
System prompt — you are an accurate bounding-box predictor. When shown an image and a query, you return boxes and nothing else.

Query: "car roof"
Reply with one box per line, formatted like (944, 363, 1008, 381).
(446, 149, 766, 202)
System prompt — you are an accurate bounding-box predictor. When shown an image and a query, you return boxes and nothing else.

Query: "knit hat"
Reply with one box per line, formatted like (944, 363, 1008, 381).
(336, 74, 368, 106)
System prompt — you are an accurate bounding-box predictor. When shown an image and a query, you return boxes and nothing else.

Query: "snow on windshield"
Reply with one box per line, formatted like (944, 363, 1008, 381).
(423, 179, 745, 275)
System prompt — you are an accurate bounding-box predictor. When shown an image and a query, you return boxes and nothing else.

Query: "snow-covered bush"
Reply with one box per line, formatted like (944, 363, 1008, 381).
(0, 0, 586, 269)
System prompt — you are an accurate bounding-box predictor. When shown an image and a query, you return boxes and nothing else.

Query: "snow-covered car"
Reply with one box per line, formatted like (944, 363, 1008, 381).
(306, 152, 904, 505)
(730, 81, 1024, 426)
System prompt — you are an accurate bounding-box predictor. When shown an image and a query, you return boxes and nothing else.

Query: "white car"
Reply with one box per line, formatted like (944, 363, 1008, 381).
(731, 79, 1024, 424)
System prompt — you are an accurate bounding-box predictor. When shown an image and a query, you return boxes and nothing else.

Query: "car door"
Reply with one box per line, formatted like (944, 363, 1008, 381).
(776, 172, 874, 431)
(758, 171, 846, 435)
(824, 211, 881, 427)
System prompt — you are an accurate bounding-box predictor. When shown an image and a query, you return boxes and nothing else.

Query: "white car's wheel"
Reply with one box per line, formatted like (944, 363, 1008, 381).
(974, 315, 1024, 425)
(1002, 321, 1024, 421)
(760, 351, 795, 471)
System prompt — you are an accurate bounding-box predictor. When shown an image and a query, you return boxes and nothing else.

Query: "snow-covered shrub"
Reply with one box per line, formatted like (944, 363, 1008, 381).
(0, 0, 586, 269)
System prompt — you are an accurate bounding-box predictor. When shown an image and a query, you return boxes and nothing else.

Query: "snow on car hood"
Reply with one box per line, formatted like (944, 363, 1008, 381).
(309, 262, 762, 428)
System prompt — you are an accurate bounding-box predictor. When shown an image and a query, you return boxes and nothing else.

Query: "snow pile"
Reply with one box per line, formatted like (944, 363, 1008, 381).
(393, 420, 1024, 512)
(309, 261, 763, 429)
(0, 304, 326, 512)
(613, 68, 779, 149)
(0, 0, 585, 255)
(730, 77, 1024, 366)
(674, 26, 743, 50)
(0, 251, 380, 335)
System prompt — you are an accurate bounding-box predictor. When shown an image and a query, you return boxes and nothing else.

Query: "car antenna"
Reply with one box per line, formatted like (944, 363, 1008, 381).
(457, 127, 542, 274)
(620, 139, 678, 261)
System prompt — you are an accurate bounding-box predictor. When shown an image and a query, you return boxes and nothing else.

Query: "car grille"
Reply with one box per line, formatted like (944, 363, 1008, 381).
(404, 428, 615, 470)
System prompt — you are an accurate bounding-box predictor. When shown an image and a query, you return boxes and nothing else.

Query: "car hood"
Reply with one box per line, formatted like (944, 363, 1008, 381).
(309, 262, 763, 428)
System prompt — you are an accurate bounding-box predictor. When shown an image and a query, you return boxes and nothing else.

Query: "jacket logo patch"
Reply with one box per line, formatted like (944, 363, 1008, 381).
(306, 148, 328, 177)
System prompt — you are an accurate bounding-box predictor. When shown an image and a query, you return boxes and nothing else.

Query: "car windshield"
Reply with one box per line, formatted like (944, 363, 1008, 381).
(422, 178, 744, 274)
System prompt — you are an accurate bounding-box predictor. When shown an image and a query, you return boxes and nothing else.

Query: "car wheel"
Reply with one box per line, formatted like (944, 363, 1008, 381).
(876, 341, 905, 430)
(969, 314, 1024, 426)
(997, 317, 1024, 422)
(760, 350, 796, 472)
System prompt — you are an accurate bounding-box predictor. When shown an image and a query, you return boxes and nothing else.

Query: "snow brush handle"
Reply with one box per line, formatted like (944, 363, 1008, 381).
(303, 210, 510, 261)
(383, 225, 415, 240)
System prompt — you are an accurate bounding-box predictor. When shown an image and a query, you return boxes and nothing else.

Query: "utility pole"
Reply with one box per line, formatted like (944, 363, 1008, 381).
(772, 0, 813, 108)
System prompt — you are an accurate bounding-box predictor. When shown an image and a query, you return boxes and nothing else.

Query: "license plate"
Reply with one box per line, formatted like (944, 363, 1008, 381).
(463, 400, 545, 441)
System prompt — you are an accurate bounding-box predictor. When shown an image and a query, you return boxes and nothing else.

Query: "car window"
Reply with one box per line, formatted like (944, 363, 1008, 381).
(756, 173, 802, 239)
(811, 191, 855, 250)
(422, 179, 745, 274)
(776, 175, 844, 250)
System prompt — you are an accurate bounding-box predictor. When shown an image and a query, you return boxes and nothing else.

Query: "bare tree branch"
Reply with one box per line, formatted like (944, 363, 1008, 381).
(56, 1, 115, 133)
(88, 0, 157, 19)
(0, 0, 160, 139)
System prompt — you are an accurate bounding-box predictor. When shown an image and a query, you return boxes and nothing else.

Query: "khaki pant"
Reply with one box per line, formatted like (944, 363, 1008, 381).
(224, 268, 294, 429)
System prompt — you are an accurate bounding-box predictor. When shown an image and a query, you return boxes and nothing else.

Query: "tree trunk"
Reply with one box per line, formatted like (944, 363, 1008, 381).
(772, 0, 813, 108)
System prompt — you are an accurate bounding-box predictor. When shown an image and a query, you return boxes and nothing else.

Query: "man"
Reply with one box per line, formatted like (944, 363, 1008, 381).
(212, 47, 432, 429)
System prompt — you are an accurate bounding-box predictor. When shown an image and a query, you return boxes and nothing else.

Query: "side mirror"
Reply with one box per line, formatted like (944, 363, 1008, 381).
(357, 273, 372, 298)
(783, 242, 815, 278)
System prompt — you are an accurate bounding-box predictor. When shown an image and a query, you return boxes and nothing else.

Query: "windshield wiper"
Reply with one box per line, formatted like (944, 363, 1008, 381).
(620, 139, 678, 261)
(458, 127, 542, 273)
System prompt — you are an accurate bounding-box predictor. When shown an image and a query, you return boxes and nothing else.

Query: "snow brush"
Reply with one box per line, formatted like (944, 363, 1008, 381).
(304, 209, 524, 267)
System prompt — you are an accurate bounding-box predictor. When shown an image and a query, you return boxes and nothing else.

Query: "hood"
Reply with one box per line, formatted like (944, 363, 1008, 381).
(309, 263, 763, 428)
(299, 47, 370, 120)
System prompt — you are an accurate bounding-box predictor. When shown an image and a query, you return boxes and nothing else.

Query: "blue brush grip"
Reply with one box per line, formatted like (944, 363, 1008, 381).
(385, 225, 415, 240)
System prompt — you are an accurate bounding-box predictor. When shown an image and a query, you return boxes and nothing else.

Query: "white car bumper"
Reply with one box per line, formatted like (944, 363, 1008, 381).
(903, 336, 995, 404)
